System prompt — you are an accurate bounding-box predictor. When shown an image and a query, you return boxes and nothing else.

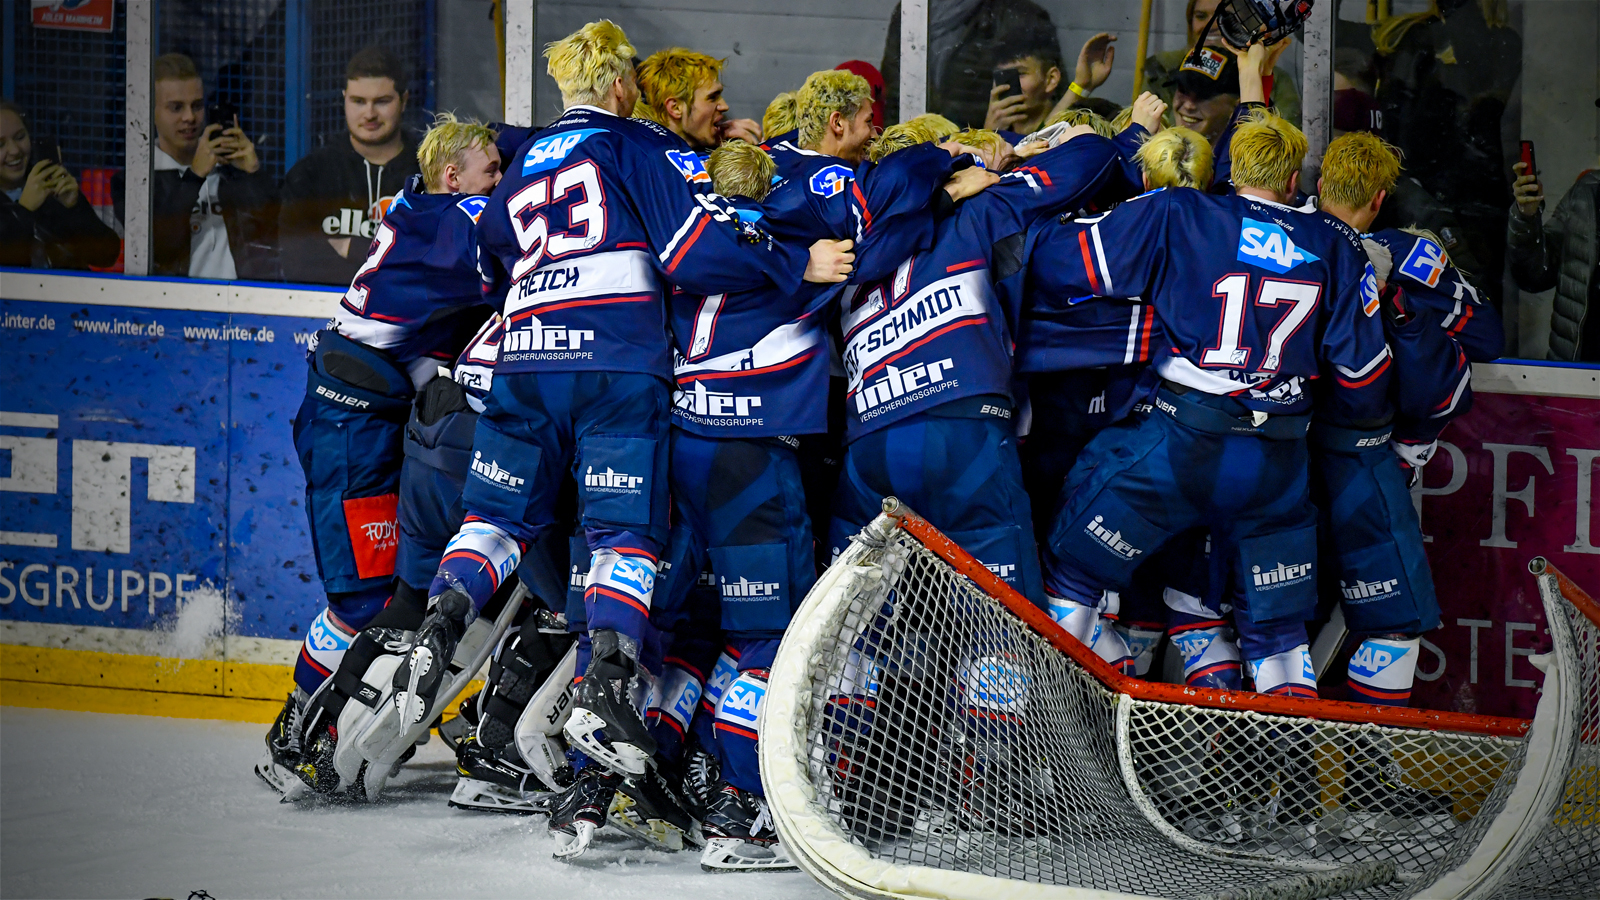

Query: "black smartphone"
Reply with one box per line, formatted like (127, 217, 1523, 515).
(992, 66, 1024, 99)
(1519, 140, 1537, 176)
(206, 99, 239, 130)
(30, 136, 62, 167)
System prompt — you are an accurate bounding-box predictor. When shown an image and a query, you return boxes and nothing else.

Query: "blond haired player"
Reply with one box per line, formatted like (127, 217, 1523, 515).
(405, 19, 854, 859)
(634, 48, 761, 150)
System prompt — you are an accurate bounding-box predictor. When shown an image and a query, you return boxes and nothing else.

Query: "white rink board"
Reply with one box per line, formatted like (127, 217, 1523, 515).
(0, 707, 830, 900)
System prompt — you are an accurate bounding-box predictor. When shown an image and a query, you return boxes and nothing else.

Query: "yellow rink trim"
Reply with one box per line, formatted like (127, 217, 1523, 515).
(0, 644, 480, 724)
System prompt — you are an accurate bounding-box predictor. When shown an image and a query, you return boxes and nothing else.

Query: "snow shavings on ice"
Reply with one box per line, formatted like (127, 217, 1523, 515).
(0, 707, 831, 900)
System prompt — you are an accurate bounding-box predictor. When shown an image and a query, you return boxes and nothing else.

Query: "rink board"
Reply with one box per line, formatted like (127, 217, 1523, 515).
(3, 270, 1600, 720)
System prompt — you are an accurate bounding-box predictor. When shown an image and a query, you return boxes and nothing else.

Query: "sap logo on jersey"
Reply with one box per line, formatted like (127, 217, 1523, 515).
(1237, 217, 1319, 274)
(523, 129, 602, 175)
(1348, 641, 1411, 678)
(809, 164, 852, 198)
(960, 656, 1030, 712)
(718, 675, 766, 726)
(1398, 237, 1448, 288)
(665, 149, 711, 184)
(456, 195, 489, 222)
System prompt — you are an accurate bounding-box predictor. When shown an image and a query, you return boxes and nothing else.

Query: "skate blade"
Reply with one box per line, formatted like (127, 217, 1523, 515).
(699, 837, 797, 872)
(563, 707, 650, 776)
(450, 777, 551, 815)
(551, 821, 598, 860)
(606, 793, 696, 852)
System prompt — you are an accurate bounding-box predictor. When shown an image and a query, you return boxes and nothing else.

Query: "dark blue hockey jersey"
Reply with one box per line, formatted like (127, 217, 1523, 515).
(1372, 228, 1503, 363)
(452, 313, 503, 413)
(670, 143, 957, 437)
(838, 133, 1122, 439)
(1033, 188, 1392, 419)
(329, 174, 493, 386)
(476, 106, 809, 380)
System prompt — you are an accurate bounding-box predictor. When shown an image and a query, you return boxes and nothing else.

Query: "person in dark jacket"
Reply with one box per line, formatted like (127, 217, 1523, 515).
(1508, 160, 1600, 362)
(278, 46, 421, 285)
(881, 0, 1060, 129)
(113, 53, 278, 280)
(0, 101, 120, 270)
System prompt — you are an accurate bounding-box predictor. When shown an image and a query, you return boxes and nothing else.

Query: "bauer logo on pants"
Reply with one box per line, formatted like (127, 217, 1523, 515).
(343, 493, 398, 580)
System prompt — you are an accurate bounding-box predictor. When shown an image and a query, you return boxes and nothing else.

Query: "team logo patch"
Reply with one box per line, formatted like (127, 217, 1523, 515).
(665, 149, 711, 184)
(1398, 236, 1448, 288)
(343, 493, 399, 580)
(1361, 262, 1382, 317)
(809, 164, 853, 198)
(456, 195, 489, 222)
(1181, 47, 1227, 80)
(522, 129, 602, 175)
(1238, 217, 1320, 274)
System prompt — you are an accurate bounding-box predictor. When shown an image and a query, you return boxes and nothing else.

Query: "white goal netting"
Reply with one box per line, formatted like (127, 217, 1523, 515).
(762, 503, 1599, 900)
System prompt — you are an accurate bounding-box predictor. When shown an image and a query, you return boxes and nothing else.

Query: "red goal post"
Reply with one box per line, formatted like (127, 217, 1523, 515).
(761, 499, 1598, 900)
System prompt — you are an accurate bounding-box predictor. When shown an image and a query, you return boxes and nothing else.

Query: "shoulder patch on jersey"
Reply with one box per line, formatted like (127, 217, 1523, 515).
(1361, 262, 1381, 316)
(809, 164, 853, 198)
(1396, 236, 1448, 288)
(455, 195, 489, 222)
(522, 128, 603, 175)
(665, 149, 711, 184)
(1237, 217, 1320, 274)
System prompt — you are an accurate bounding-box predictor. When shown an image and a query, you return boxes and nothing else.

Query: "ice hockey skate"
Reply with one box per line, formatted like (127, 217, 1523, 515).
(607, 766, 703, 852)
(699, 781, 794, 871)
(448, 736, 557, 814)
(548, 764, 625, 860)
(255, 690, 305, 796)
(563, 629, 656, 776)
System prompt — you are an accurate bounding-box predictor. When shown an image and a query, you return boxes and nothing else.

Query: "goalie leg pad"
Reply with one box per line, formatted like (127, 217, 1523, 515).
(1346, 636, 1420, 706)
(481, 626, 574, 749)
(1247, 643, 1318, 698)
(514, 641, 581, 792)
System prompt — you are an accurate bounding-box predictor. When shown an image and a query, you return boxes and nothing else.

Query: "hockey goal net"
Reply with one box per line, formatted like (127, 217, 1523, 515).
(761, 500, 1599, 900)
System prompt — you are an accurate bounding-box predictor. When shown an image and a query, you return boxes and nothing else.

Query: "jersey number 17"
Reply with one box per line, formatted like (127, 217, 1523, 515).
(1201, 274, 1321, 373)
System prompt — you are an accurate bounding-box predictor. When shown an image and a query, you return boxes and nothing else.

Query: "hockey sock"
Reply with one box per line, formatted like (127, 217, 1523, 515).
(695, 649, 739, 753)
(1114, 620, 1165, 678)
(1247, 644, 1318, 698)
(1047, 594, 1134, 674)
(713, 669, 769, 796)
(646, 662, 704, 765)
(1346, 636, 1420, 707)
(294, 607, 359, 696)
(1168, 620, 1243, 690)
(431, 521, 524, 615)
(583, 546, 658, 654)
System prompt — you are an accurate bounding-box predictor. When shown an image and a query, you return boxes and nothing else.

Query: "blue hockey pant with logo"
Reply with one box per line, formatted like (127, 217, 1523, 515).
(1309, 423, 1441, 639)
(443, 371, 670, 656)
(828, 399, 1045, 606)
(289, 332, 413, 694)
(1042, 389, 1316, 662)
(652, 431, 814, 792)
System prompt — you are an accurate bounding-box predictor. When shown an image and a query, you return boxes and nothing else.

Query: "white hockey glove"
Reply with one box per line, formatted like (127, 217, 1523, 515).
(1362, 237, 1393, 287)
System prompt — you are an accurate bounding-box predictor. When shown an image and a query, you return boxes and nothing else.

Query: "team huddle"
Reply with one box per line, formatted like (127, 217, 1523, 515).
(253, 16, 1501, 871)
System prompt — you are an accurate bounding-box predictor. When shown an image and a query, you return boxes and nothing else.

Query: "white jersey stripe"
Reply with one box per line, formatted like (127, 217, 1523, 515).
(1123, 306, 1141, 365)
(1090, 223, 1114, 295)
(660, 209, 703, 264)
(1335, 345, 1392, 380)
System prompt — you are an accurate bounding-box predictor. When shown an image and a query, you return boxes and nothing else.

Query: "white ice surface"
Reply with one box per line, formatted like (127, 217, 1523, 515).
(0, 707, 832, 900)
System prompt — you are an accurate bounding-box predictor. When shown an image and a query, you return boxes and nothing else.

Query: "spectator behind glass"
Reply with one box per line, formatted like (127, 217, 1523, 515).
(278, 46, 420, 285)
(0, 100, 120, 270)
(881, 0, 1060, 129)
(1169, 46, 1241, 147)
(983, 28, 1064, 138)
(1507, 159, 1600, 362)
(119, 53, 278, 280)
(1138, 0, 1301, 128)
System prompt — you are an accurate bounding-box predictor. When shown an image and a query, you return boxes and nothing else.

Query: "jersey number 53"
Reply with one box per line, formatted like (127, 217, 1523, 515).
(506, 160, 608, 283)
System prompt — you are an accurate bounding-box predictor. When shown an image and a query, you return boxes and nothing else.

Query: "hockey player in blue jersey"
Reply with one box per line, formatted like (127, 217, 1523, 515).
(648, 135, 992, 870)
(398, 21, 856, 855)
(826, 122, 1125, 615)
(1308, 131, 1499, 708)
(260, 115, 506, 791)
(1033, 110, 1393, 700)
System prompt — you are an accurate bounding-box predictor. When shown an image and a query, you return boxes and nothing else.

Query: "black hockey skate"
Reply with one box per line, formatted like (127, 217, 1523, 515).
(610, 766, 704, 852)
(437, 690, 480, 752)
(392, 588, 472, 727)
(700, 781, 795, 871)
(449, 736, 556, 815)
(1339, 739, 1456, 840)
(564, 630, 656, 776)
(549, 764, 625, 859)
(255, 690, 304, 795)
(674, 743, 721, 821)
